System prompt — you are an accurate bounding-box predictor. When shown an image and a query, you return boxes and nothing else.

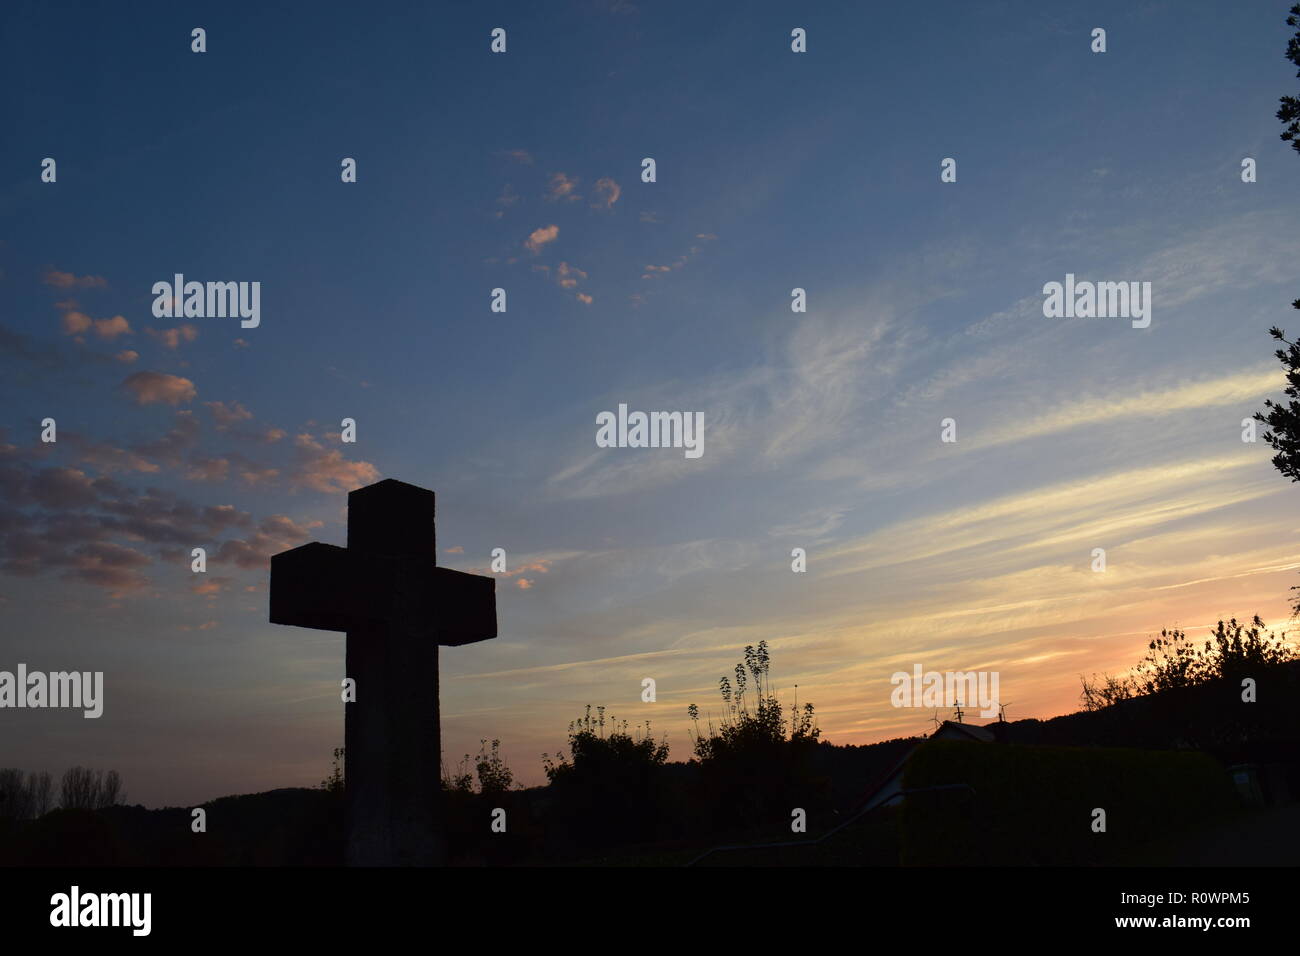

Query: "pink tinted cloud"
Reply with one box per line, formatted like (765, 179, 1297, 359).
(556, 262, 587, 289)
(43, 269, 107, 289)
(61, 310, 132, 340)
(545, 172, 580, 202)
(204, 400, 253, 430)
(63, 433, 159, 474)
(591, 177, 621, 209)
(214, 514, 322, 570)
(147, 325, 199, 349)
(122, 371, 197, 406)
(290, 433, 381, 493)
(184, 457, 231, 482)
(524, 224, 560, 254)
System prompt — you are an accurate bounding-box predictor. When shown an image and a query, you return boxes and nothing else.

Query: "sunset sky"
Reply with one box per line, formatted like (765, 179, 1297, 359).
(2, 0, 1298, 806)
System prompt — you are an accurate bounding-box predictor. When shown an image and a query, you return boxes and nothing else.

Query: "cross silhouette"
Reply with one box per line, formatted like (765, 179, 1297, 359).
(269, 478, 497, 865)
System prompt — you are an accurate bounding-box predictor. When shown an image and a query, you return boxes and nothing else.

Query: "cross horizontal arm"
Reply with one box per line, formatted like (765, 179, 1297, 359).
(426, 566, 496, 646)
(269, 542, 356, 632)
(270, 542, 497, 645)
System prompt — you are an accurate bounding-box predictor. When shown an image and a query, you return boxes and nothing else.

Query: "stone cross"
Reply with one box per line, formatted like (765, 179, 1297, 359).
(269, 478, 496, 865)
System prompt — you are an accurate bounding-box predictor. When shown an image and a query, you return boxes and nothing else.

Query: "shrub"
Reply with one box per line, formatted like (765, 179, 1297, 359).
(687, 641, 831, 836)
(541, 705, 670, 855)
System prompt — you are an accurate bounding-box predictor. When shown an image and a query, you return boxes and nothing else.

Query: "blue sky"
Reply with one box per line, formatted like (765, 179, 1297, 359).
(2, 0, 1299, 805)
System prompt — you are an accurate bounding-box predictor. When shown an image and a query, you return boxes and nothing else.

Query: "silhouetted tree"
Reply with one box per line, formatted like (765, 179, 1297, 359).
(1260, 5, 1300, 613)
(58, 767, 123, 810)
(1277, 4, 1300, 153)
(1078, 672, 1136, 711)
(0, 769, 32, 820)
(100, 770, 122, 807)
(1202, 615, 1296, 682)
(1136, 627, 1204, 695)
(1255, 325, 1300, 488)
(30, 771, 52, 817)
(1094, 616, 1298, 701)
(59, 767, 98, 810)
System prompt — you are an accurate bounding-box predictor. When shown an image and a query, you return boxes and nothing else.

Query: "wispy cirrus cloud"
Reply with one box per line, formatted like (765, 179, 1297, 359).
(971, 367, 1282, 451)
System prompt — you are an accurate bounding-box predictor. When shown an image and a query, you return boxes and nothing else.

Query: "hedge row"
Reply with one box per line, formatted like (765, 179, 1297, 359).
(900, 740, 1237, 865)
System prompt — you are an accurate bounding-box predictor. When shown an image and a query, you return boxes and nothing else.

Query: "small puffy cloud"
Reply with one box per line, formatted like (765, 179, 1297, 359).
(93, 316, 131, 340)
(115, 349, 139, 364)
(545, 172, 580, 202)
(43, 269, 106, 289)
(696, 233, 718, 240)
(495, 184, 520, 217)
(60, 310, 131, 340)
(233, 338, 250, 349)
(640, 211, 662, 223)
(576, 293, 593, 305)
(516, 577, 534, 589)
(556, 262, 588, 289)
(261, 427, 287, 443)
(204, 400, 253, 430)
(494, 559, 551, 579)
(445, 545, 464, 554)
(214, 514, 320, 570)
(122, 371, 197, 406)
(146, 324, 199, 349)
(501, 149, 533, 164)
(184, 457, 231, 482)
(31, 467, 99, 509)
(63, 434, 158, 474)
(524, 224, 560, 254)
(590, 177, 621, 209)
(67, 541, 151, 592)
(191, 576, 233, 596)
(290, 433, 381, 494)
(236, 462, 280, 485)
(133, 410, 200, 462)
(61, 311, 92, 336)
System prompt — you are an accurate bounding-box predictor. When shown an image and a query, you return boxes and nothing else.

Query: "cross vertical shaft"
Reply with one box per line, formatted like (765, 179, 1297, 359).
(269, 478, 497, 866)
